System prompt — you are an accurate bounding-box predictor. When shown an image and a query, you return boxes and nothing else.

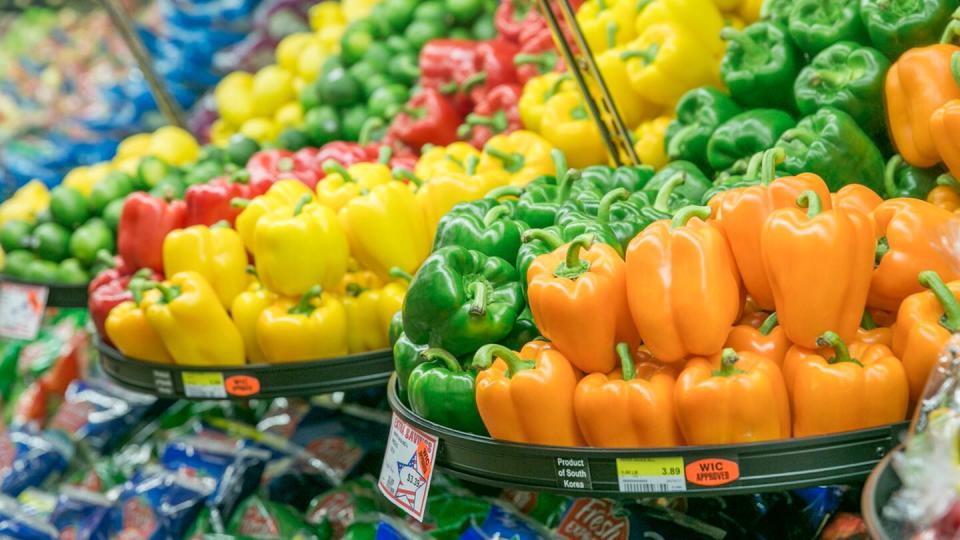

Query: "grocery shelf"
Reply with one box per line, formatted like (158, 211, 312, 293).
(97, 337, 394, 399)
(387, 374, 909, 498)
(862, 444, 902, 540)
(0, 274, 87, 308)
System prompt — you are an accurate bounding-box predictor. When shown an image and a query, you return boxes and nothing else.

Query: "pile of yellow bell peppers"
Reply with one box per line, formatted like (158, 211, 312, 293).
(0, 180, 50, 227)
(210, 0, 379, 145)
(521, 0, 759, 168)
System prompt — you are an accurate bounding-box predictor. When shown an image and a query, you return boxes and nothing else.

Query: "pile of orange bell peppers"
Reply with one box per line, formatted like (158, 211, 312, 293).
(468, 149, 960, 448)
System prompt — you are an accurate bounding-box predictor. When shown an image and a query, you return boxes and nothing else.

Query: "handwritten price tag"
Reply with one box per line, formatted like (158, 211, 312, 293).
(0, 282, 47, 340)
(378, 413, 438, 522)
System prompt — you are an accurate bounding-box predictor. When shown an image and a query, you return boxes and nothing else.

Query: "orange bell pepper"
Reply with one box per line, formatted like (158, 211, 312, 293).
(930, 57, 960, 177)
(833, 184, 883, 236)
(472, 341, 585, 446)
(527, 236, 637, 374)
(927, 174, 960, 211)
(857, 311, 893, 346)
(625, 205, 742, 362)
(724, 312, 789, 366)
(761, 190, 874, 348)
(781, 332, 908, 437)
(712, 149, 832, 310)
(675, 348, 791, 444)
(892, 271, 960, 404)
(885, 44, 960, 167)
(573, 343, 683, 448)
(870, 198, 959, 311)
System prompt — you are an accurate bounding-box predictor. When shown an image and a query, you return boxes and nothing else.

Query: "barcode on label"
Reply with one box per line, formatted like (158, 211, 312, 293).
(619, 480, 684, 493)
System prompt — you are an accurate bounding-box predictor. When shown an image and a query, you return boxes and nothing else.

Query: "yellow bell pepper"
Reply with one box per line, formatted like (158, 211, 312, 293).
(342, 284, 387, 354)
(339, 182, 431, 279)
(0, 180, 50, 225)
(595, 48, 659, 128)
(634, 115, 672, 168)
(216, 72, 257, 127)
(62, 163, 110, 197)
(115, 133, 152, 160)
(240, 118, 280, 145)
(539, 92, 608, 168)
(254, 194, 349, 296)
(635, 0, 727, 57)
(210, 120, 235, 147)
(141, 272, 245, 366)
(377, 270, 408, 333)
(337, 270, 383, 294)
(737, 0, 762, 23)
(235, 179, 315, 251)
(274, 102, 304, 129)
(276, 33, 316, 72)
(231, 280, 277, 364)
(477, 131, 556, 186)
(162, 224, 248, 309)
(414, 142, 481, 179)
(252, 65, 296, 118)
(316, 161, 392, 211)
(341, 0, 380, 22)
(106, 280, 172, 364)
(518, 73, 575, 132)
(622, 23, 722, 107)
(576, 0, 638, 55)
(309, 2, 346, 30)
(412, 156, 495, 235)
(257, 285, 348, 362)
(147, 126, 199, 166)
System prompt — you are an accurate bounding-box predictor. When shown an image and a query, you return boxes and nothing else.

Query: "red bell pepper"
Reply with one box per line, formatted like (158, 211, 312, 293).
(183, 177, 253, 227)
(117, 192, 186, 274)
(495, 0, 538, 43)
(88, 259, 159, 343)
(388, 88, 463, 151)
(514, 26, 564, 84)
(302, 142, 373, 179)
(459, 84, 523, 148)
(246, 149, 321, 191)
(466, 39, 520, 104)
(419, 40, 482, 114)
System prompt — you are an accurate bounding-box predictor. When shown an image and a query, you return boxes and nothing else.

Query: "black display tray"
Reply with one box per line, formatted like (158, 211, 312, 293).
(97, 337, 394, 399)
(0, 274, 87, 308)
(387, 374, 908, 497)
(862, 445, 903, 540)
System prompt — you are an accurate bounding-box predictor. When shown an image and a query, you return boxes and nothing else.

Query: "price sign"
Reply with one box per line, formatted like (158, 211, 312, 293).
(0, 282, 47, 339)
(181, 372, 226, 399)
(616, 456, 687, 493)
(378, 413, 438, 522)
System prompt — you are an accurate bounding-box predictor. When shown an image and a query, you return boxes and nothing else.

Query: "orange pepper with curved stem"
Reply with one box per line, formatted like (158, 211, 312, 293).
(573, 343, 683, 448)
(724, 312, 789, 366)
(527, 236, 636, 374)
(712, 149, 832, 310)
(675, 348, 791, 444)
(885, 45, 960, 167)
(761, 190, 874, 348)
(892, 271, 960, 404)
(927, 174, 960, 211)
(781, 332, 908, 437)
(472, 342, 585, 446)
(869, 198, 959, 311)
(625, 206, 742, 362)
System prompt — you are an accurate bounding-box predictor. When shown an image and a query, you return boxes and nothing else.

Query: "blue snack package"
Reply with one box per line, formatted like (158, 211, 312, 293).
(0, 428, 73, 497)
(459, 504, 553, 540)
(109, 468, 214, 540)
(0, 494, 58, 540)
(792, 486, 846, 535)
(160, 437, 270, 531)
(49, 487, 111, 540)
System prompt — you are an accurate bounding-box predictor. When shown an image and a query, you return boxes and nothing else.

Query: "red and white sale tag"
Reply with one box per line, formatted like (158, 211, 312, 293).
(0, 282, 47, 340)
(378, 413, 438, 522)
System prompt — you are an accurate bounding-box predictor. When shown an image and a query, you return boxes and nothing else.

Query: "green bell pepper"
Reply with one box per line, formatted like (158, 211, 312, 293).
(0, 220, 31, 253)
(56, 259, 89, 285)
(761, 0, 796, 26)
(388, 311, 404, 346)
(382, 0, 417, 31)
(860, 0, 957, 60)
(304, 105, 343, 147)
(405, 19, 446, 50)
(136, 156, 174, 189)
(32, 222, 71, 262)
(319, 66, 362, 107)
(150, 174, 187, 200)
(885, 155, 941, 199)
(472, 12, 497, 40)
(720, 22, 802, 112)
(787, 0, 868, 56)
(578, 164, 654, 193)
(276, 128, 311, 152)
(341, 20, 377, 65)
(643, 161, 712, 204)
(408, 348, 487, 435)
(706, 109, 796, 172)
(498, 306, 541, 351)
(701, 151, 768, 204)
(433, 194, 519, 245)
(794, 41, 890, 137)
(403, 246, 525, 356)
(88, 171, 134, 215)
(516, 228, 563, 295)
(556, 189, 631, 256)
(340, 104, 369, 141)
(183, 160, 225, 186)
(515, 151, 574, 228)
(225, 136, 260, 167)
(387, 52, 421, 86)
(23, 260, 60, 283)
(445, 0, 484, 24)
(3, 250, 35, 278)
(665, 87, 743, 174)
(69, 218, 114, 267)
(775, 107, 886, 192)
(49, 186, 90, 229)
(394, 331, 429, 402)
(368, 84, 409, 119)
(432, 205, 524, 263)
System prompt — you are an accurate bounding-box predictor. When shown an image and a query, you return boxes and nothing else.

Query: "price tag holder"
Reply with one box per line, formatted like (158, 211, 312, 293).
(0, 282, 48, 340)
(616, 456, 686, 494)
(378, 413, 438, 522)
(181, 372, 226, 399)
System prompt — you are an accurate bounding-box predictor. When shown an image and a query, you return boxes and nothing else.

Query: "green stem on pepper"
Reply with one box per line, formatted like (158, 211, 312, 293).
(472, 343, 535, 377)
(817, 331, 864, 367)
(919, 270, 960, 332)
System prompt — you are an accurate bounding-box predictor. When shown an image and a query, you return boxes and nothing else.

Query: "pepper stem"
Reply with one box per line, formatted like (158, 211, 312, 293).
(937, 173, 960, 190)
(289, 285, 323, 315)
(359, 118, 386, 145)
(545, 74, 570, 100)
(553, 234, 594, 280)
(654, 173, 686, 212)
(485, 146, 525, 173)
(461, 71, 488, 93)
(666, 125, 697, 159)
(875, 237, 889, 267)
(720, 27, 765, 62)
(758, 312, 778, 336)
(465, 154, 479, 176)
(483, 205, 512, 227)
(796, 190, 822, 218)
(884, 155, 905, 198)
(389, 267, 414, 282)
(95, 250, 117, 270)
(606, 21, 619, 49)
(671, 205, 711, 229)
(156, 284, 182, 304)
(861, 310, 877, 330)
(521, 228, 563, 250)
(292, 194, 312, 216)
(230, 197, 250, 209)
(760, 148, 785, 185)
(323, 160, 353, 183)
(919, 270, 960, 332)
(378, 145, 392, 165)
(513, 51, 556, 73)
(616, 343, 636, 382)
(420, 348, 462, 372)
(620, 44, 659, 65)
(550, 149, 572, 202)
(712, 348, 747, 377)
(816, 331, 863, 366)
(277, 157, 294, 172)
(744, 152, 763, 181)
(393, 168, 423, 187)
(472, 344, 534, 377)
(485, 185, 523, 199)
(468, 281, 488, 316)
(597, 188, 629, 223)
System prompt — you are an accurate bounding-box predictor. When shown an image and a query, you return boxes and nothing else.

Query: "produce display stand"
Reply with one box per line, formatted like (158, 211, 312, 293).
(862, 444, 902, 540)
(0, 274, 87, 308)
(388, 375, 909, 498)
(97, 337, 394, 399)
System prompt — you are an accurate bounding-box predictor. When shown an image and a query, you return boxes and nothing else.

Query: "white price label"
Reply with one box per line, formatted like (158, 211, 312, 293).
(616, 456, 687, 493)
(181, 372, 226, 399)
(0, 282, 47, 340)
(378, 413, 438, 522)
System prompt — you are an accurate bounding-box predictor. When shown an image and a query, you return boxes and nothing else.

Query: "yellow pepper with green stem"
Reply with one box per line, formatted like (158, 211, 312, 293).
(518, 73, 575, 132)
(634, 116, 672, 168)
(234, 179, 314, 251)
(577, 0, 639, 54)
(477, 131, 556, 186)
(231, 279, 277, 364)
(540, 92, 609, 168)
(162, 224, 248, 309)
(105, 279, 172, 364)
(414, 142, 482, 179)
(257, 285, 348, 362)
(316, 160, 392, 211)
(634, 0, 727, 57)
